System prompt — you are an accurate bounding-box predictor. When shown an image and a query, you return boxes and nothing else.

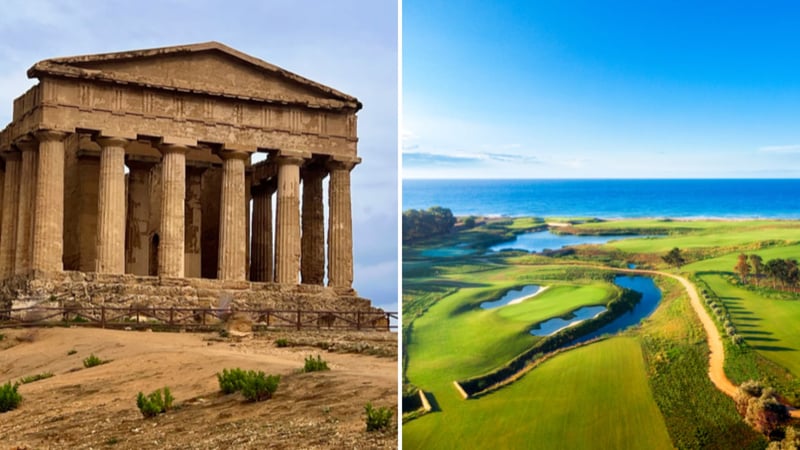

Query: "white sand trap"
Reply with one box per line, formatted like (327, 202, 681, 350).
(507, 286, 550, 305)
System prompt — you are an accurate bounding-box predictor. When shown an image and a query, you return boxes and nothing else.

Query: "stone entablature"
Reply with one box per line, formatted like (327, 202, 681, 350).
(0, 42, 366, 308)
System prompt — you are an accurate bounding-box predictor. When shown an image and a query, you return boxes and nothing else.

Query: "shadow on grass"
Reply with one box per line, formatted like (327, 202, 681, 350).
(752, 345, 796, 352)
(425, 392, 442, 412)
(743, 336, 779, 343)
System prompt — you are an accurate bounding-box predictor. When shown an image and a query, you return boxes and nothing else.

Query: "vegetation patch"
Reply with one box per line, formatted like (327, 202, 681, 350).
(303, 354, 330, 372)
(364, 402, 393, 432)
(18, 372, 53, 385)
(0, 381, 22, 413)
(136, 387, 174, 418)
(217, 368, 280, 402)
(83, 353, 109, 368)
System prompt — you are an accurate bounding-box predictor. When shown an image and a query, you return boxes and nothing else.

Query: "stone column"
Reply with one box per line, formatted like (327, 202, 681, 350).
(327, 160, 357, 289)
(14, 140, 37, 275)
(184, 166, 205, 278)
(301, 165, 326, 285)
(274, 155, 303, 284)
(125, 160, 152, 275)
(217, 151, 248, 280)
(250, 181, 275, 282)
(95, 137, 128, 274)
(0, 152, 21, 278)
(31, 131, 68, 273)
(158, 144, 187, 278)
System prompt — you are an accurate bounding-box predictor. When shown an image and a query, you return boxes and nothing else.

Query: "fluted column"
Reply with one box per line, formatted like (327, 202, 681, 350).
(250, 181, 275, 282)
(31, 131, 68, 272)
(158, 144, 187, 278)
(0, 152, 21, 278)
(94, 137, 128, 274)
(217, 150, 247, 280)
(275, 155, 303, 284)
(327, 160, 357, 289)
(14, 140, 37, 275)
(301, 165, 326, 285)
(125, 161, 153, 275)
(184, 166, 205, 278)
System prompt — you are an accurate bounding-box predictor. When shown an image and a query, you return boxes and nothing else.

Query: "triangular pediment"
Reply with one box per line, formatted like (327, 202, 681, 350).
(28, 42, 360, 110)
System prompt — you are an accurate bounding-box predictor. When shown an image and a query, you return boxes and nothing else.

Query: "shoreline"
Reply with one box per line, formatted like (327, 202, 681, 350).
(506, 286, 550, 305)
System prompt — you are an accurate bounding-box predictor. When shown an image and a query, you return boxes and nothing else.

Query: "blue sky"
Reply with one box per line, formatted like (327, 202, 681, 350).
(0, 0, 398, 311)
(403, 1, 800, 178)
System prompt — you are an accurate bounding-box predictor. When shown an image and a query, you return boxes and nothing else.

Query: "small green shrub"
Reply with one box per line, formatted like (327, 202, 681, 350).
(217, 368, 248, 394)
(365, 402, 393, 431)
(217, 368, 280, 402)
(241, 371, 280, 402)
(303, 355, 330, 372)
(83, 354, 106, 368)
(67, 349, 77, 356)
(275, 338, 289, 348)
(18, 372, 53, 384)
(0, 382, 22, 413)
(136, 387, 174, 418)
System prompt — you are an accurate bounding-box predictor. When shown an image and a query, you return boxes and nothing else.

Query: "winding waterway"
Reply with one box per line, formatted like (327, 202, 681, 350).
(527, 275, 662, 343)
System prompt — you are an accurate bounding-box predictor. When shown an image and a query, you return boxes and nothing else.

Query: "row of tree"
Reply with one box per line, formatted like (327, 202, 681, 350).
(402, 207, 456, 243)
(735, 253, 800, 289)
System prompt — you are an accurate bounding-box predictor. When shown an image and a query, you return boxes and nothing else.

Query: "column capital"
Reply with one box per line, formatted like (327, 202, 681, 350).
(2, 150, 21, 162)
(14, 136, 38, 153)
(158, 143, 190, 155)
(34, 130, 68, 143)
(276, 154, 306, 167)
(326, 158, 360, 172)
(217, 149, 250, 161)
(96, 136, 130, 148)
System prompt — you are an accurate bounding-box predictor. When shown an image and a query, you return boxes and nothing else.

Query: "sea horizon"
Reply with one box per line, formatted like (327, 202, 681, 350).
(403, 178, 800, 219)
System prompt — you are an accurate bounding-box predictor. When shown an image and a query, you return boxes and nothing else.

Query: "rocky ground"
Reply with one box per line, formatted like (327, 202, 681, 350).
(0, 327, 397, 449)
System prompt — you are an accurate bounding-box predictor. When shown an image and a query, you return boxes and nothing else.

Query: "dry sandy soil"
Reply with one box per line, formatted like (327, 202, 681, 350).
(0, 327, 397, 449)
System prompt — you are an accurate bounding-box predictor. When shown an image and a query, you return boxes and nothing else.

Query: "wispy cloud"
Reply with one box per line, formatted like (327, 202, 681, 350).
(403, 150, 539, 166)
(758, 145, 800, 153)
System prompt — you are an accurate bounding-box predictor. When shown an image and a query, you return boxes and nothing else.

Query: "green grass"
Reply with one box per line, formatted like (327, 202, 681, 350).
(406, 277, 614, 388)
(638, 277, 765, 449)
(700, 274, 800, 378)
(404, 338, 673, 450)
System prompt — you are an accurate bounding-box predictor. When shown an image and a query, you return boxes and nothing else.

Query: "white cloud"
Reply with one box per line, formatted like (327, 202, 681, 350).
(758, 145, 800, 154)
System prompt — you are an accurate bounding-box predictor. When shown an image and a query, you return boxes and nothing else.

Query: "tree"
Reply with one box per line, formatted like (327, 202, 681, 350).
(402, 206, 457, 243)
(735, 253, 751, 283)
(749, 254, 764, 286)
(662, 247, 686, 269)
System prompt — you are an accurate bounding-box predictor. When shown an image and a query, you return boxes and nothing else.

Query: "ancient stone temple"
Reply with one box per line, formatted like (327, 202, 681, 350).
(0, 42, 379, 320)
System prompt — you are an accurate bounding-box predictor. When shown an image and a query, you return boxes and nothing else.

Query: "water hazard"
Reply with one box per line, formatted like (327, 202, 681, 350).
(480, 285, 541, 309)
(490, 230, 636, 253)
(530, 305, 607, 336)
(528, 275, 662, 341)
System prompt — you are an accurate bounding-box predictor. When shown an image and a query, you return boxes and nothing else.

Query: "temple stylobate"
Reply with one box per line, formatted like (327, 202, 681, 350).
(0, 42, 373, 315)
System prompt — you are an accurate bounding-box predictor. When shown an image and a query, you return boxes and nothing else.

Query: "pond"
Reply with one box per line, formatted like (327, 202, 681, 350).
(529, 305, 607, 336)
(528, 275, 662, 341)
(480, 285, 542, 309)
(490, 230, 637, 253)
(420, 244, 477, 258)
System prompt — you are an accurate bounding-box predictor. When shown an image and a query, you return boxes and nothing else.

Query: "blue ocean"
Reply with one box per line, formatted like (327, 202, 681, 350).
(403, 179, 800, 218)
